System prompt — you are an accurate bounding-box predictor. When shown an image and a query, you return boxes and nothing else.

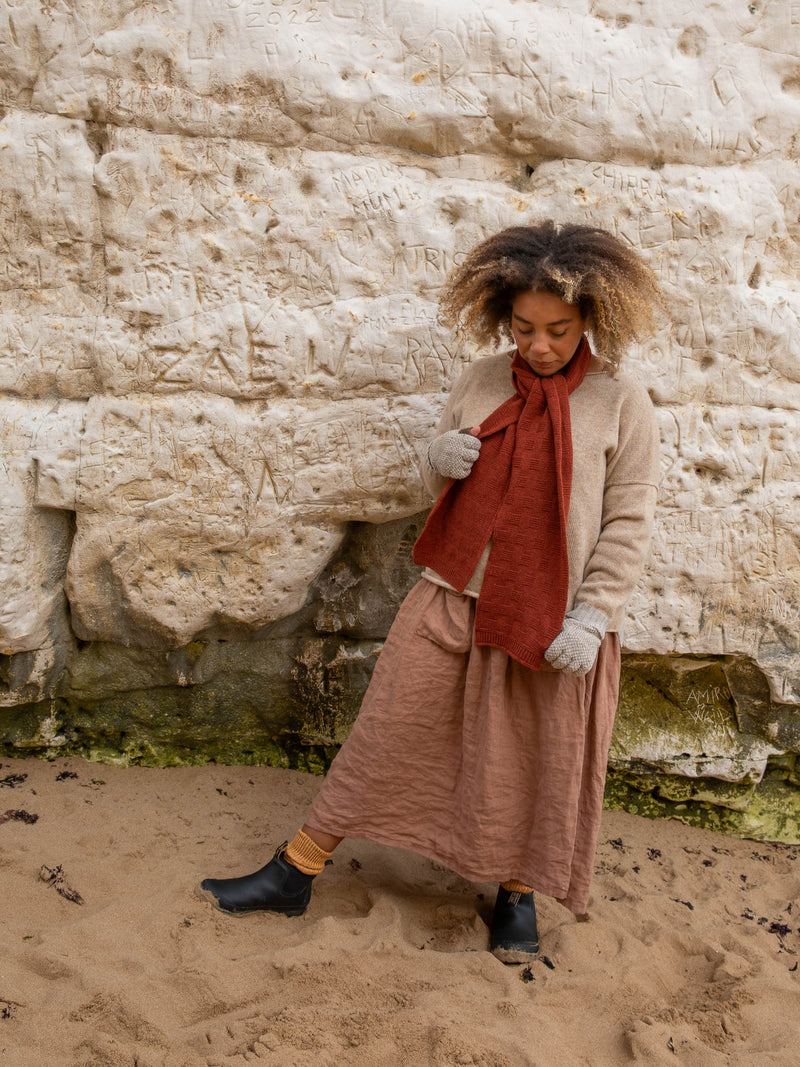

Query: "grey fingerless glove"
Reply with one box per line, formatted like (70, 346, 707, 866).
(427, 429, 482, 480)
(544, 603, 610, 676)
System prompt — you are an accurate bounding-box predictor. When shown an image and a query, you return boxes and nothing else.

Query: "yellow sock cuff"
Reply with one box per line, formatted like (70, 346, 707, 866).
(284, 830, 332, 876)
(501, 879, 534, 895)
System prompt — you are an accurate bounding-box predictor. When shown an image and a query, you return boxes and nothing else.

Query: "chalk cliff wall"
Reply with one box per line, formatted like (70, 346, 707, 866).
(1, 0, 799, 836)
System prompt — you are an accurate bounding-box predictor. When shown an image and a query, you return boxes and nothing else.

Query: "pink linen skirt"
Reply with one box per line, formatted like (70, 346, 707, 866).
(307, 578, 620, 914)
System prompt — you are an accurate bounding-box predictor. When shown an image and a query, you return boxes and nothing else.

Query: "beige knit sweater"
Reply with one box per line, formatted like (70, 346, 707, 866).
(420, 352, 660, 633)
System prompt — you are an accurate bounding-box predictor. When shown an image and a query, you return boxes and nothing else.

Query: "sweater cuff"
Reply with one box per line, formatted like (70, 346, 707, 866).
(566, 602, 610, 640)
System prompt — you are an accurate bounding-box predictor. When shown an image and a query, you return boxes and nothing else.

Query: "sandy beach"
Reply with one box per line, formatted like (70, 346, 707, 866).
(1, 755, 798, 1066)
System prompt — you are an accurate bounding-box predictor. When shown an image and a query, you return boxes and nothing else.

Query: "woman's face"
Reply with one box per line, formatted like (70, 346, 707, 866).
(511, 289, 585, 377)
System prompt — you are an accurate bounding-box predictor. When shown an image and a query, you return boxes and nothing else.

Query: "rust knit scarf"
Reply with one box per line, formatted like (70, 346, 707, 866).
(413, 338, 592, 669)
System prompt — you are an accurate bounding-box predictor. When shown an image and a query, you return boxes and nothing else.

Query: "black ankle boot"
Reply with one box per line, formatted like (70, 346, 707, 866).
(199, 843, 315, 916)
(490, 885, 540, 963)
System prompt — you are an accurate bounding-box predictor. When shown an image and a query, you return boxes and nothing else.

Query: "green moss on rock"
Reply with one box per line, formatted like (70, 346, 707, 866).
(604, 761, 800, 843)
(614, 656, 773, 782)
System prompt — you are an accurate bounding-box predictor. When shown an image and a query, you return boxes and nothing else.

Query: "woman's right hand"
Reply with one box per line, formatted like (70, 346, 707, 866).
(426, 428, 482, 479)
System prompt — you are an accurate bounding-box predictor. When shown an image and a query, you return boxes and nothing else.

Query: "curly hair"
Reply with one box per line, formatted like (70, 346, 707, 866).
(439, 221, 664, 368)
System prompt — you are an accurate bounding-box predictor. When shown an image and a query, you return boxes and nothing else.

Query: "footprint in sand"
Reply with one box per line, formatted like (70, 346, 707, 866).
(546, 919, 625, 968)
(22, 950, 75, 982)
(425, 903, 487, 953)
(68, 990, 169, 1065)
(196, 1008, 333, 1065)
(625, 1018, 729, 1065)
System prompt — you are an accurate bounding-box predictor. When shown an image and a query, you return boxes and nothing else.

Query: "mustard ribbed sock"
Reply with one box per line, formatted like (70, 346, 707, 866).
(284, 830, 332, 875)
(501, 879, 534, 895)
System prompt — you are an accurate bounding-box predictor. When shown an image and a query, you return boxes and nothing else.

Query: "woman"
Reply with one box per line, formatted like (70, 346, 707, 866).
(200, 222, 663, 963)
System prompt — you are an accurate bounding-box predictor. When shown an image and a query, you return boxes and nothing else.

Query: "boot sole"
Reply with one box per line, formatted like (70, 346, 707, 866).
(196, 885, 308, 917)
(491, 943, 540, 965)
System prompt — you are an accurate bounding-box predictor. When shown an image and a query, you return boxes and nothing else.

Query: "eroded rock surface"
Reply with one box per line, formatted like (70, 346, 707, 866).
(1, 0, 799, 834)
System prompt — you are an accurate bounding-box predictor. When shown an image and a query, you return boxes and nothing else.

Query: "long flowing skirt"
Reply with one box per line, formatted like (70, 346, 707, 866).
(307, 579, 620, 914)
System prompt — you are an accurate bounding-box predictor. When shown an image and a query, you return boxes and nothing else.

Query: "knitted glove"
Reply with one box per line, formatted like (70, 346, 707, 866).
(427, 429, 482, 480)
(544, 604, 610, 676)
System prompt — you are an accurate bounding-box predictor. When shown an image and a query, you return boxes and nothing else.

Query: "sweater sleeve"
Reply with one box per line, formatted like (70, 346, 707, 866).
(418, 369, 470, 500)
(572, 383, 660, 623)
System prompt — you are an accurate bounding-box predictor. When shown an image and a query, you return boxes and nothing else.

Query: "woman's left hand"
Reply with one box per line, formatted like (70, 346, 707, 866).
(544, 605, 609, 675)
